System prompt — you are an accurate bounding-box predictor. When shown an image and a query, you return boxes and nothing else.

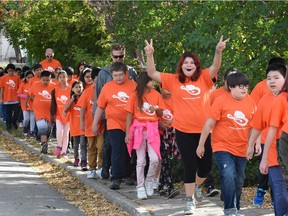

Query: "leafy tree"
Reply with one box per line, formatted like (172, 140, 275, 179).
(2, 0, 111, 68)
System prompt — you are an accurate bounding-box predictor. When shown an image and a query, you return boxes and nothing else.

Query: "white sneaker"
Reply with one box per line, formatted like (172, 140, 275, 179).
(145, 180, 154, 196)
(153, 178, 159, 190)
(96, 168, 102, 179)
(87, 170, 96, 179)
(137, 186, 147, 200)
(184, 197, 196, 215)
(195, 185, 203, 202)
(18, 122, 23, 128)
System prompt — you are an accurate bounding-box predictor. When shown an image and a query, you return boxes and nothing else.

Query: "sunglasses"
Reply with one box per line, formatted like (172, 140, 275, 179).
(112, 54, 124, 59)
(46, 55, 53, 58)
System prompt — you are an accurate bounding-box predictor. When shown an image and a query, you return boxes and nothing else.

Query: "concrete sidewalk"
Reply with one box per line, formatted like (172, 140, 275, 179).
(2, 130, 275, 216)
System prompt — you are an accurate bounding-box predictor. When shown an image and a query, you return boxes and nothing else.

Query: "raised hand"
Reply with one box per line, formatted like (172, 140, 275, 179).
(144, 39, 154, 55)
(216, 35, 230, 52)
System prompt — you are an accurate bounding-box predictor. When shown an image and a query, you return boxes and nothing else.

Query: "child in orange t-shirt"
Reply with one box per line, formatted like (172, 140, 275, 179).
(79, 68, 93, 90)
(125, 72, 165, 200)
(197, 72, 256, 216)
(50, 71, 71, 158)
(17, 70, 35, 136)
(0, 63, 21, 131)
(64, 81, 87, 170)
(27, 70, 56, 154)
(92, 62, 136, 190)
(247, 64, 288, 216)
(77, 69, 103, 179)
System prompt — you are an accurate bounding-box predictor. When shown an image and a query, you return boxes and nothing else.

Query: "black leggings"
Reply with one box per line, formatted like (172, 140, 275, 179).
(175, 130, 212, 183)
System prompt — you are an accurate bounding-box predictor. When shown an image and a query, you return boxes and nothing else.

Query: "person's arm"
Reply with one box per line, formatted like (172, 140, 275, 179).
(246, 128, 262, 160)
(196, 118, 216, 158)
(209, 35, 230, 79)
(92, 106, 104, 135)
(64, 95, 76, 113)
(259, 126, 277, 174)
(80, 108, 86, 131)
(125, 112, 133, 144)
(144, 39, 162, 83)
(0, 88, 3, 104)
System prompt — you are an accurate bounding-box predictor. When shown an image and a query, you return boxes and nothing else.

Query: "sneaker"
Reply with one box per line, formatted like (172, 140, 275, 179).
(145, 180, 154, 196)
(23, 127, 29, 136)
(137, 186, 147, 200)
(96, 168, 102, 178)
(53, 146, 62, 158)
(153, 178, 159, 190)
(110, 180, 121, 190)
(206, 186, 220, 197)
(195, 185, 203, 202)
(124, 178, 135, 186)
(101, 168, 110, 180)
(87, 170, 96, 179)
(81, 162, 88, 171)
(168, 189, 180, 199)
(12, 122, 18, 130)
(40, 142, 48, 154)
(158, 189, 169, 197)
(18, 122, 23, 128)
(184, 197, 196, 215)
(61, 153, 68, 159)
(28, 131, 35, 139)
(253, 188, 266, 206)
(236, 210, 244, 216)
(74, 158, 80, 167)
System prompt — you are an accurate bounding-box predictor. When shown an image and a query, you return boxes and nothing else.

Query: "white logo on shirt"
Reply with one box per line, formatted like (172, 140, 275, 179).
(57, 95, 68, 104)
(73, 107, 81, 111)
(142, 102, 155, 116)
(89, 100, 94, 105)
(38, 90, 51, 99)
(46, 66, 54, 72)
(162, 109, 173, 120)
(227, 111, 248, 126)
(6, 80, 16, 88)
(112, 91, 129, 103)
(180, 84, 200, 96)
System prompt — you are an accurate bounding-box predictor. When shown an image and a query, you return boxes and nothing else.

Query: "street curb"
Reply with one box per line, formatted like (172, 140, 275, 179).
(2, 131, 153, 216)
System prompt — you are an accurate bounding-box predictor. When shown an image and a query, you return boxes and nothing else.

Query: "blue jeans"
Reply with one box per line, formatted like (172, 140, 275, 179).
(214, 151, 247, 215)
(108, 129, 130, 181)
(268, 166, 288, 216)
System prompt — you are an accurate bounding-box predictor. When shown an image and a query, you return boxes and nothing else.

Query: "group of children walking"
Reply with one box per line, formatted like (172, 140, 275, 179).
(0, 39, 287, 216)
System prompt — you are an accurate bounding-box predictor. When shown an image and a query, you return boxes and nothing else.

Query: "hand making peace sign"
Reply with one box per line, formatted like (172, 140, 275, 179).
(216, 35, 230, 52)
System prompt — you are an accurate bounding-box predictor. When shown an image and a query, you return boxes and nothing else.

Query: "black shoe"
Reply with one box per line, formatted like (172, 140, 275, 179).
(168, 189, 180, 199)
(110, 180, 121, 190)
(206, 186, 220, 197)
(12, 122, 18, 130)
(158, 189, 168, 197)
(124, 178, 135, 186)
(40, 142, 48, 154)
(101, 169, 110, 179)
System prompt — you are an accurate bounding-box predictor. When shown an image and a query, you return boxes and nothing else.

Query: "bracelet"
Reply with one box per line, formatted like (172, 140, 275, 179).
(215, 50, 222, 55)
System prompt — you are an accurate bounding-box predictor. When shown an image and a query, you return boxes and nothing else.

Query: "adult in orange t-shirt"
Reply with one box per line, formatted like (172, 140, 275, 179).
(17, 70, 35, 136)
(247, 64, 288, 216)
(197, 72, 256, 215)
(27, 71, 56, 154)
(39, 48, 62, 72)
(0, 63, 20, 131)
(144, 36, 229, 212)
(77, 69, 103, 179)
(92, 62, 137, 190)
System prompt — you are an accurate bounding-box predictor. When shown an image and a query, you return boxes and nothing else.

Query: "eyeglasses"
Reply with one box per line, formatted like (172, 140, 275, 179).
(112, 55, 124, 59)
(46, 55, 53, 58)
(239, 84, 249, 89)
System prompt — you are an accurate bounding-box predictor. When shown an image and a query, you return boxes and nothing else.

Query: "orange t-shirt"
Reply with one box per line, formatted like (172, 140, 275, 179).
(67, 101, 84, 137)
(40, 59, 62, 72)
(97, 80, 136, 131)
(17, 81, 33, 111)
(0, 74, 20, 102)
(210, 86, 228, 106)
(84, 83, 93, 90)
(68, 78, 78, 86)
(209, 94, 256, 157)
(125, 89, 166, 122)
(54, 86, 71, 123)
(250, 79, 270, 105)
(160, 68, 213, 133)
(250, 91, 278, 167)
(268, 92, 288, 134)
(51, 79, 59, 86)
(77, 85, 95, 137)
(160, 96, 174, 127)
(28, 81, 56, 121)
